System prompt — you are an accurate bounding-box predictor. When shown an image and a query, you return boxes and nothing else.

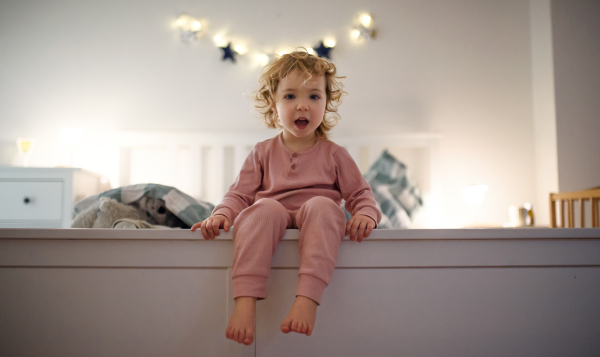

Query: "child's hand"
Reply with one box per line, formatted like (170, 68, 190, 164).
(345, 214, 376, 242)
(191, 214, 231, 240)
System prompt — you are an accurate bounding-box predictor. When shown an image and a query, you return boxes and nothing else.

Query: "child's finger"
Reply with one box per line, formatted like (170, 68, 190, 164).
(224, 218, 231, 232)
(200, 221, 210, 240)
(206, 219, 216, 240)
(212, 220, 221, 236)
(345, 219, 353, 236)
(364, 222, 374, 238)
(357, 221, 366, 242)
(349, 221, 359, 241)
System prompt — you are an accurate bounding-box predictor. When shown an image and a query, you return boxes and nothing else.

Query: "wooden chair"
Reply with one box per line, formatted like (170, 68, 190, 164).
(550, 186, 600, 228)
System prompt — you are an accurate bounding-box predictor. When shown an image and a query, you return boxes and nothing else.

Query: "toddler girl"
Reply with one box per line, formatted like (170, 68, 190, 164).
(191, 50, 381, 345)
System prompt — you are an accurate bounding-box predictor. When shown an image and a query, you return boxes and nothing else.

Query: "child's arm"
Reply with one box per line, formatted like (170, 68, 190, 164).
(334, 147, 382, 242)
(212, 145, 263, 224)
(191, 144, 263, 237)
(190, 214, 230, 240)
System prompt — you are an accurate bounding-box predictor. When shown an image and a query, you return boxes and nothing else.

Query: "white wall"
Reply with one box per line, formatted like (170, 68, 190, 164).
(0, 0, 538, 227)
(530, 0, 558, 227)
(551, 0, 600, 192)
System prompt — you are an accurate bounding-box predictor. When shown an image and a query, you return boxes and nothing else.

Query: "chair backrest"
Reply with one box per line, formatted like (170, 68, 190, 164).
(549, 186, 600, 228)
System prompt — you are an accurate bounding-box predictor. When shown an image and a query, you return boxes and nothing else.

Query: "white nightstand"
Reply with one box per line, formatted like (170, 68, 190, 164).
(0, 167, 106, 228)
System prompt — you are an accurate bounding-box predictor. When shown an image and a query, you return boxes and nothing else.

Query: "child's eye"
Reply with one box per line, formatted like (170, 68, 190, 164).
(284, 94, 295, 99)
(310, 95, 320, 100)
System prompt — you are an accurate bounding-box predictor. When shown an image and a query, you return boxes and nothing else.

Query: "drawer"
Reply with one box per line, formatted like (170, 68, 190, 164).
(0, 181, 63, 220)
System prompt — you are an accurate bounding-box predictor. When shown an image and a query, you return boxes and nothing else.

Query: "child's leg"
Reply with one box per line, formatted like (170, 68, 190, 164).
(281, 196, 346, 335)
(227, 198, 291, 345)
(231, 198, 292, 299)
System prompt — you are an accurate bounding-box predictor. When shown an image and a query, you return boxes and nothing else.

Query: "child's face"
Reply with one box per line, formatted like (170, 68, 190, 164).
(273, 69, 327, 142)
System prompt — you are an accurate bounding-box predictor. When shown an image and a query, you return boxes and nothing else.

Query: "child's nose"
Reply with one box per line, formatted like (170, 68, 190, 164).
(297, 100, 309, 110)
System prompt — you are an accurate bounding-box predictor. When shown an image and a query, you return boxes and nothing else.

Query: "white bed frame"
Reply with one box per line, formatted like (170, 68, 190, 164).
(116, 130, 443, 228)
(1, 228, 599, 356)
(2, 131, 599, 356)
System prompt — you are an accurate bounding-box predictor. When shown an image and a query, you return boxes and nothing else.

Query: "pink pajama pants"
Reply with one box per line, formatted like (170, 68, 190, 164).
(231, 196, 346, 304)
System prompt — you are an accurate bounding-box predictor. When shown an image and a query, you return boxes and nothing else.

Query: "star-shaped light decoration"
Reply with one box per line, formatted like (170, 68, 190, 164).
(314, 41, 333, 59)
(220, 42, 236, 63)
(354, 23, 376, 40)
(175, 14, 202, 43)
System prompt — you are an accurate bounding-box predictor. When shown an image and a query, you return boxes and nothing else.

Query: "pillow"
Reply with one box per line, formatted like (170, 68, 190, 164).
(343, 150, 422, 229)
(74, 183, 214, 228)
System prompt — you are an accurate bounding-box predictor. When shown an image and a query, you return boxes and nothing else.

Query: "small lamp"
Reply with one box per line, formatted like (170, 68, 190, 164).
(16, 137, 35, 167)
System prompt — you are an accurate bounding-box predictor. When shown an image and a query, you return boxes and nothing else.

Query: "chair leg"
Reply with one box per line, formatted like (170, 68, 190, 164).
(560, 200, 566, 228)
(568, 199, 575, 228)
(550, 197, 556, 228)
(580, 198, 585, 228)
(593, 198, 598, 228)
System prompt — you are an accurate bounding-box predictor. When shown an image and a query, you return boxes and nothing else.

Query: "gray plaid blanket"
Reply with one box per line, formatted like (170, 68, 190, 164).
(343, 150, 422, 229)
(73, 184, 214, 227)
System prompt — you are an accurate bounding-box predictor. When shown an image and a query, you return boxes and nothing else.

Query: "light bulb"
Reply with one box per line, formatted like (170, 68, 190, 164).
(176, 14, 193, 30)
(257, 53, 269, 66)
(324, 38, 336, 48)
(351, 29, 360, 40)
(360, 14, 372, 27)
(213, 35, 227, 47)
(191, 21, 201, 31)
(234, 45, 246, 54)
(307, 48, 314, 55)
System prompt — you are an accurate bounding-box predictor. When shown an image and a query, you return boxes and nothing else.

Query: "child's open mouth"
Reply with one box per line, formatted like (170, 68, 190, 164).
(295, 119, 309, 129)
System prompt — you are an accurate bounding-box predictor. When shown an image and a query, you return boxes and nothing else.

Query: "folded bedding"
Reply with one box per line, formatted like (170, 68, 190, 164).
(73, 184, 214, 229)
(343, 150, 422, 229)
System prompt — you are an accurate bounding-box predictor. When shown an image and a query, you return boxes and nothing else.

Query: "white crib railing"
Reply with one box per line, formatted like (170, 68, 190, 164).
(117, 131, 442, 227)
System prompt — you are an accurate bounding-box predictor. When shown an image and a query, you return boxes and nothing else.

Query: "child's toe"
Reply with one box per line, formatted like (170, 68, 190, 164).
(226, 327, 235, 340)
(243, 329, 254, 345)
(234, 329, 243, 343)
(301, 322, 308, 334)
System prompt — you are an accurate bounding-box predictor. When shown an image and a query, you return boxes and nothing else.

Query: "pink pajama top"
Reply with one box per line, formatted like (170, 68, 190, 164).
(213, 133, 381, 226)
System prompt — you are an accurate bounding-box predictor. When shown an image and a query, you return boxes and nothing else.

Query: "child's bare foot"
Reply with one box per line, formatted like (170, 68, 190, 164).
(226, 297, 256, 345)
(280, 296, 318, 336)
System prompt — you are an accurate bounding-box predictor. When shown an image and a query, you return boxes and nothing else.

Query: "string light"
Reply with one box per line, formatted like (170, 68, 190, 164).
(256, 53, 270, 67)
(175, 14, 202, 43)
(234, 45, 247, 55)
(360, 14, 372, 27)
(175, 12, 377, 62)
(352, 12, 376, 41)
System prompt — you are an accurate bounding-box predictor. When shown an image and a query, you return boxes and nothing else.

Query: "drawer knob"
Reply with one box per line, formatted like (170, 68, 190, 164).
(23, 197, 31, 204)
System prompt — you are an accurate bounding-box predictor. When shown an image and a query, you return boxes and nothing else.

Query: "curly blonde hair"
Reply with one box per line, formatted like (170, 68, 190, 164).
(253, 49, 346, 139)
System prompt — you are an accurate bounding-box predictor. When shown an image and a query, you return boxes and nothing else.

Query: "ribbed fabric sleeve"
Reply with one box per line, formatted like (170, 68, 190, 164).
(333, 147, 381, 226)
(212, 133, 381, 226)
